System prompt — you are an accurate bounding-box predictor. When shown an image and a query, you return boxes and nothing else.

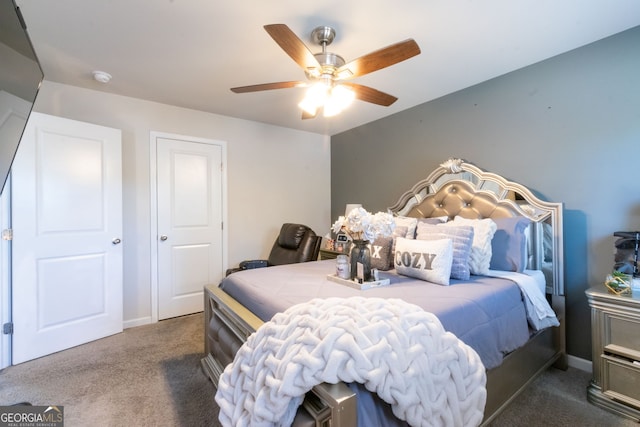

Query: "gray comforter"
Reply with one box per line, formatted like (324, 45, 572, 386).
(220, 260, 530, 370)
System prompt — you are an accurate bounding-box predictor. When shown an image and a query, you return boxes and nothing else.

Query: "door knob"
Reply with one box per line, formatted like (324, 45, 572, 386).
(112, 238, 122, 245)
(160, 235, 168, 241)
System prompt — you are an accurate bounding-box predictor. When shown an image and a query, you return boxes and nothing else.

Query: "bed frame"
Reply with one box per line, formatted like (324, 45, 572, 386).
(202, 158, 566, 426)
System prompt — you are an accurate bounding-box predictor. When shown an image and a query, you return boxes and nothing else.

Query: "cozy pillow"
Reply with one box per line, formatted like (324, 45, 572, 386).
(393, 216, 418, 239)
(445, 217, 497, 275)
(416, 222, 474, 280)
(490, 216, 531, 272)
(370, 236, 394, 271)
(394, 237, 453, 286)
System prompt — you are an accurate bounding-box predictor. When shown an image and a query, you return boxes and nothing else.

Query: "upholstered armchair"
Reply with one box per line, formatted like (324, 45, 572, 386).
(225, 223, 321, 276)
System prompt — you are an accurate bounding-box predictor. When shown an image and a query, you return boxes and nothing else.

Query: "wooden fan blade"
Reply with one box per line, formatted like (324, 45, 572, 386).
(336, 39, 420, 79)
(341, 83, 398, 106)
(230, 81, 305, 93)
(264, 24, 321, 72)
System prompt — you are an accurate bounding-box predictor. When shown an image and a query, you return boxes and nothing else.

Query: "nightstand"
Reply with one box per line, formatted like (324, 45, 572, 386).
(586, 286, 640, 421)
(319, 248, 347, 260)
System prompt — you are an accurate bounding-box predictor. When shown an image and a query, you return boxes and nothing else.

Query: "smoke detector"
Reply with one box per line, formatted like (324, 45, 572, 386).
(92, 70, 112, 83)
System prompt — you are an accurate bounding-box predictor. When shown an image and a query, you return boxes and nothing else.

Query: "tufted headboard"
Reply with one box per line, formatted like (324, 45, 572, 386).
(388, 158, 564, 297)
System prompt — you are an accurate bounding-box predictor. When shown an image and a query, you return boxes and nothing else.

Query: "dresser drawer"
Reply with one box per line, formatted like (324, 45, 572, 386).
(604, 313, 640, 354)
(602, 354, 640, 409)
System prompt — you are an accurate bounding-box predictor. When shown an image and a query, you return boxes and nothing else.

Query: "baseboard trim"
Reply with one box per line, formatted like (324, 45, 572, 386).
(124, 316, 153, 329)
(568, 355, 592, 372)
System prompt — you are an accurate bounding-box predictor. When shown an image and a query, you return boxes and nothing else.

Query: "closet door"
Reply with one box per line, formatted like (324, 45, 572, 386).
(154, 133, 225, 320)
(11, 112, 123, 364)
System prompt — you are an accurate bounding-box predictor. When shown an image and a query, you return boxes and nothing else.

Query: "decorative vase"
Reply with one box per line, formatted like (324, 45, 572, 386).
(605, 272, 633, 296)
(350, 239, 372, 281)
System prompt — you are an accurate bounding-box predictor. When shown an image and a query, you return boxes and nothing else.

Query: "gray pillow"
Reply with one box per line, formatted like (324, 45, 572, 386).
(416, 222, 474, 280)
(416, 217, 448, 226)
(490, 216, 531, 272)
(370, 237, 394, 271)
(390, 225, 409, 256)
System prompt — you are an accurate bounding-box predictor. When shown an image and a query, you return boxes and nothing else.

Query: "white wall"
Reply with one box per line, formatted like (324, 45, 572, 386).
(30, 81, 331, 326)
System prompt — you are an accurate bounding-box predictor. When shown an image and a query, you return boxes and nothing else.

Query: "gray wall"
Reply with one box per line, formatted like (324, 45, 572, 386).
(331, 25, 640, 361)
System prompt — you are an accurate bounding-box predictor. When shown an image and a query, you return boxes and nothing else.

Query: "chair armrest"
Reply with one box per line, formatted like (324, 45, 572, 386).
(238, 259, 269, 270)
(226, 259, 269, 276)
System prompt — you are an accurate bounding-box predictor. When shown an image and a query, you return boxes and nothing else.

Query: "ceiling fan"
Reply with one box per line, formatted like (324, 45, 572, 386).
(230, 24, 421, 119)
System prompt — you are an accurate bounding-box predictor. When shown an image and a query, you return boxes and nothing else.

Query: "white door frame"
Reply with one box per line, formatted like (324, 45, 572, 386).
(149, 131, 227, 323)
(0, 90, 30, 368)
(0, 176, 11, 369)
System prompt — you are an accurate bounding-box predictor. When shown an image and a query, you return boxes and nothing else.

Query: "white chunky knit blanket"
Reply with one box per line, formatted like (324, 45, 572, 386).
(215, 297, 486, 427)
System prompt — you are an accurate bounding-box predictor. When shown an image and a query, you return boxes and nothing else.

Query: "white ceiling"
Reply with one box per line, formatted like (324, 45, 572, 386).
(15, 0, 640, 136)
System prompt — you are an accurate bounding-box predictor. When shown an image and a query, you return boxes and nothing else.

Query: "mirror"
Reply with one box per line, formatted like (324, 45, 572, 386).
(0, 0, 43, 193)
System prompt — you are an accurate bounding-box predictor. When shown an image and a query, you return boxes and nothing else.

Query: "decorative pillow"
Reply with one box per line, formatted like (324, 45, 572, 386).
(416, 222, 474, 280)
(370, 236, 394, 271)
(417, 216, 449, 225)
(393, 216, 418, 239)
(390, 225, 408, 257)
(490, 216, 531, 272)
(394, 237, 453, 286)
(392, 225, 408, 238)
(445, 216, 497, 275)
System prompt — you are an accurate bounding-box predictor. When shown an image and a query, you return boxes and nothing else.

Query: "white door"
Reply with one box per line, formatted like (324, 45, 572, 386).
(154, 134, 225, 320)
(11, 112, 123, 364)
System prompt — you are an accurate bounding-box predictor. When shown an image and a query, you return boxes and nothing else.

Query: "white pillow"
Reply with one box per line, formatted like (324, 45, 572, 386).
(394, 237, 453, 286)
(445, 216, 497, 275)
(393, 216, 418, 239)
(394, 216, 447, 239)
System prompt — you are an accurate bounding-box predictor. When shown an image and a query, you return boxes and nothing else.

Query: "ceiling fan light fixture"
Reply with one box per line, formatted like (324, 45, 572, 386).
(323, 85, 355, 117)
(298, 98, 318, 116)
(298, 82, 328, 115)
(299, 82, 354, 117)
(336, 69, 353, 80)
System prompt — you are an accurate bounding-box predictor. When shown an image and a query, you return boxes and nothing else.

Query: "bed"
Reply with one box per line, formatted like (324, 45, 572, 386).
(202, 158, 566, 426)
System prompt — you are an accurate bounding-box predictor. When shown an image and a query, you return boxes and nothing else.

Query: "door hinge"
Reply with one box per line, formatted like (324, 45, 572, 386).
(3, 322, 13, 335)
(2, 229, 12, 241)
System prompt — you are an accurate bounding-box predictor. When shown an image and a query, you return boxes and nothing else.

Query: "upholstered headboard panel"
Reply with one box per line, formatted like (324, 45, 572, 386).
(401, 180, 523, 221)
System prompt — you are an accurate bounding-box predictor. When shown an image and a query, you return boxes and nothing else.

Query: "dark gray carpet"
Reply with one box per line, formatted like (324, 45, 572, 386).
(0, 313, 221, 426)
(0, 313, 636, 426)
